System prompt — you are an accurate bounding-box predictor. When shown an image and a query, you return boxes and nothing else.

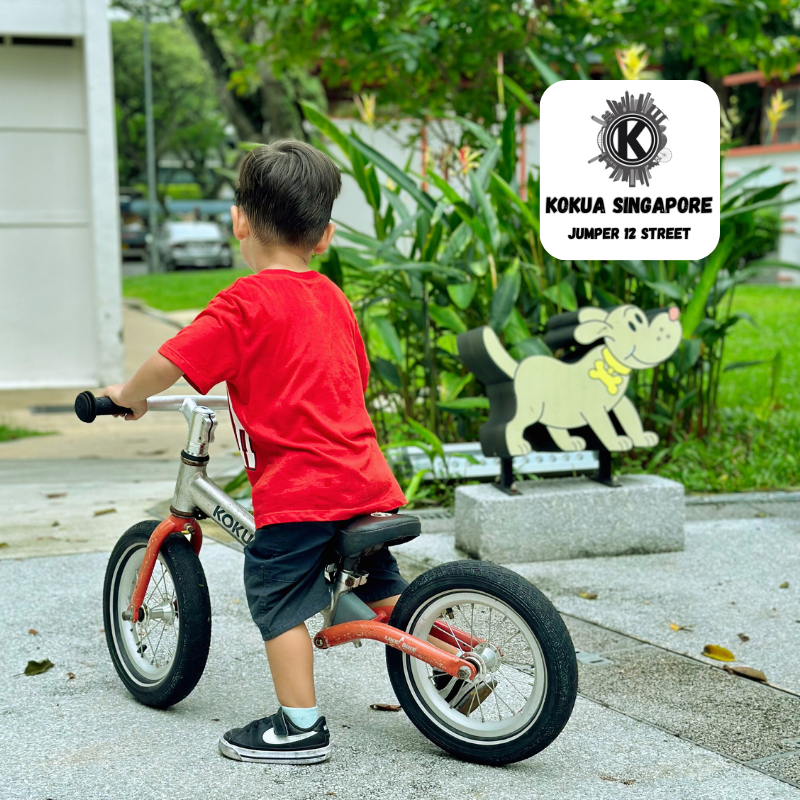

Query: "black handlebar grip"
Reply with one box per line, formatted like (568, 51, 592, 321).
(75, 391, 133, 423)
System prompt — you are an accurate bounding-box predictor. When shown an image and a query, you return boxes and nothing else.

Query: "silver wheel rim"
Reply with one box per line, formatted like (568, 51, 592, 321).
(403, 590, 547, 744)
(112, 543, 180, 685)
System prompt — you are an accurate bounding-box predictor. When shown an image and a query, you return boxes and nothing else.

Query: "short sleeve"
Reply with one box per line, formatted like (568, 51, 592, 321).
(158, 290, 243, 395)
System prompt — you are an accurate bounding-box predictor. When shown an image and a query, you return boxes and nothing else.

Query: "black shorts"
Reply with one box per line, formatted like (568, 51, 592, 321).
(243, 516, 409, 641)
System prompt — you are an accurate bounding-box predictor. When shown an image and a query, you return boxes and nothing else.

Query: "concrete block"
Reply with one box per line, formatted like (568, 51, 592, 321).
(455, 474, 684, 562)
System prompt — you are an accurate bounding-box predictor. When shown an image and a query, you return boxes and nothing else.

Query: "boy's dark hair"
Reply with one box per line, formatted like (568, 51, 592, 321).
(236, 140, 342, 250)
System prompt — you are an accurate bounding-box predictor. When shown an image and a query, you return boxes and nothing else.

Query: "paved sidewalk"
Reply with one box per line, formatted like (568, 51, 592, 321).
(4, 545, 799, 800)
(2, 468, 800, 797)
(0, 305, 222, 462)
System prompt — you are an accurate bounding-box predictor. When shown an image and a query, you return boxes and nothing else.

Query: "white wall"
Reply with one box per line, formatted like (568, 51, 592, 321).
(0, 0, 123, 389)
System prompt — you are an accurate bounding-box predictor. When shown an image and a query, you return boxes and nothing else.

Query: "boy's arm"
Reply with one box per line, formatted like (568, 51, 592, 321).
(99, 353, 183, 420)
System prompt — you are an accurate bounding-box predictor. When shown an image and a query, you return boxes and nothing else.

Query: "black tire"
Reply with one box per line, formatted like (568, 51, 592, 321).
(103, 521, 212, 709)
(386, 560, 577, 765)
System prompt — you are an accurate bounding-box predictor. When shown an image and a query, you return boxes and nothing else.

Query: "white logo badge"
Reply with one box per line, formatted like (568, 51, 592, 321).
(540, 80, 720, 260)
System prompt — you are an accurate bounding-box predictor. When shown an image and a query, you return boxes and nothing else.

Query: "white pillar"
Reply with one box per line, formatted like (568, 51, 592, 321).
(83, 0, 124, 384)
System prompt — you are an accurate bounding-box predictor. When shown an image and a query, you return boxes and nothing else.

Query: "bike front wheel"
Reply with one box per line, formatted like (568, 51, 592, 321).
(386, 560, 577, 765)
(103, 521, 212, 708)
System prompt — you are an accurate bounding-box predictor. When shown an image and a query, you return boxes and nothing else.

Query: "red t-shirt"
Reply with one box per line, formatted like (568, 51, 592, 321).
(159, 268, 406, 528)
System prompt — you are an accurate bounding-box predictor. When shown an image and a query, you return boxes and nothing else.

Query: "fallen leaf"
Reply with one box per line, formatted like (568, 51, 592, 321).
(643, 600, 651, 605)
(65, 539, 88, 543)
(780, 581, 789, 589)
(232, 598, 240, 604)
(702, 644, 735, 662)
(212, 718, 220, 722)
(51, 521, 59, 527)
(24, 659, 55, 676)
(723, 665, 767, 682)
(28, 628, 38, 635)
(669, 623, 693, 631)
(45, 492, 66, 499)
(100, 628, 105, 634)
(0, 543, 8, 548)
(578, 591, 598, 600)
(35, 536, 59, 541)
(370, 703, 401, 712)
(738, 633, 750, 642)
(67, 672, 75, 680)
(93, 508, 116, 517)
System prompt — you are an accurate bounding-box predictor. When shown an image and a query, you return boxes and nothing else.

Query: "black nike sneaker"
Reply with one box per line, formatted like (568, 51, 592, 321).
(219, 707, 331, 764)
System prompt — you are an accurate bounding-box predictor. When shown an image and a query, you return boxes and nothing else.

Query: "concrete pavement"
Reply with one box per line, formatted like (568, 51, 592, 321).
(4, 542, 800, 800)
(3, 303, 800, 797)
(2, 464, 800, 797)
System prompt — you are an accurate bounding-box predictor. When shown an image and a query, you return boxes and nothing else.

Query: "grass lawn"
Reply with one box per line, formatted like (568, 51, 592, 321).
(627, 284, 800, 494)
(0, 424, 52, 443)
(717, 285, 800, 410)
(123, 267, 250, 312)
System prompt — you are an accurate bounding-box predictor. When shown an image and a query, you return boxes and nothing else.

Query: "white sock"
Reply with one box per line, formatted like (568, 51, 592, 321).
(281, 705, 319, 729)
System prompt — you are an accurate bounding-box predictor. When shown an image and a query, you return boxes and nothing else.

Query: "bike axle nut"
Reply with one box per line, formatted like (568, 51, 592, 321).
(457, 666, 472, 680)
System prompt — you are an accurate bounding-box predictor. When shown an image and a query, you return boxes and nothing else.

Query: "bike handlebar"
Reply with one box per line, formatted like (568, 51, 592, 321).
(74, 391, 228, 423)
(75, 391, 131, 422)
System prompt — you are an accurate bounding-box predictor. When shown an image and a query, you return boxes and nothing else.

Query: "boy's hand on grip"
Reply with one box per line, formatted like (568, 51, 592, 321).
(99, 385, 147, 420)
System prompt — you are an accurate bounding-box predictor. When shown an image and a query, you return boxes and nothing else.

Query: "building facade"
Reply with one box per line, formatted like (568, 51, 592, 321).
(0, 0, 122, 389)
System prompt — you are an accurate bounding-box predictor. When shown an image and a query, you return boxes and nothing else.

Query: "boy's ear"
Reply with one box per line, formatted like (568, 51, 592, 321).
(231, 205, 250, 241)
(313, 222, 336, 255)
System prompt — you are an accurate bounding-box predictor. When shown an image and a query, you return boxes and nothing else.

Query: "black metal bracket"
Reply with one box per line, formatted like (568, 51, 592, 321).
(590, 447, 619, 487)
(493, 457, 519, 495)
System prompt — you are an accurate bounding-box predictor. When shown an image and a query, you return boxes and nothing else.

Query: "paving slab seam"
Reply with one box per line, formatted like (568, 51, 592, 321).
(558, 610, 800, 703)
(577, 691, 800, 790)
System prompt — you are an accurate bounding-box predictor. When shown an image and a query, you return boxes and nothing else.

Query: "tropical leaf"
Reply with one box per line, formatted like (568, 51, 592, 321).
(722, 165, 771, 198)
(437, 397, 490, 411)
(501, 74, 540, 116)
(489, 172, 538, 232)
(373, 317, 403, 364)
(452, 116, 498, 150)
(428, 304, 467, 334)
(346, 136, 437, 213)
(682, 230, 735, 336)
(300, 102, 351, 154)
(490, 261, 521, 331)
(470, 171, 500, 252)
(439, 223, 473, 265)
(373, 357, 401, 387)
(511, 336, 552, 359)
(543, 280, 578, 311)
(447, 281, 477, 310)
(526, 47, 564, 86)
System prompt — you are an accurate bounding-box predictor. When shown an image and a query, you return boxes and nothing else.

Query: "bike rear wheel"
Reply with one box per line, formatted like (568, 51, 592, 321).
(386, 560, 577, 765)
(103, 521, 212, 708)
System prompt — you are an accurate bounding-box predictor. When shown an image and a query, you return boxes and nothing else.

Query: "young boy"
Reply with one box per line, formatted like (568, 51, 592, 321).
(100, 141, 409, 764)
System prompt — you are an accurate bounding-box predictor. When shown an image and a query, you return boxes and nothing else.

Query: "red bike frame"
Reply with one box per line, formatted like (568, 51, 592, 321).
(130, 517, 478, 681)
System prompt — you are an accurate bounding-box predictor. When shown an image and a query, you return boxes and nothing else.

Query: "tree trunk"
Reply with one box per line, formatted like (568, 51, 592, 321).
(181, 9, 264, 142)
(181, 9, 308, 144)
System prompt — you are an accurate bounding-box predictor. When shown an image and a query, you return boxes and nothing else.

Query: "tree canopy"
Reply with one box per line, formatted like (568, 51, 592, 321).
(112, 17, 230, 193)
(183, 0, 800, 126)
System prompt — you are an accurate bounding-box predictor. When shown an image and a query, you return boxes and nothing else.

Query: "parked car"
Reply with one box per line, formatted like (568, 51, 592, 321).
(120, 217, 148, 261)
(158, 221, 233, 270)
